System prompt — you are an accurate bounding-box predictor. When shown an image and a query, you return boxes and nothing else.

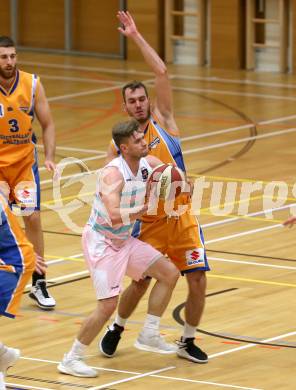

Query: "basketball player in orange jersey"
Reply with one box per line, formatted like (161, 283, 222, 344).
(0, 191, 47, 387)
(100, 11, 209, 363)
(0, 36, 56, 310)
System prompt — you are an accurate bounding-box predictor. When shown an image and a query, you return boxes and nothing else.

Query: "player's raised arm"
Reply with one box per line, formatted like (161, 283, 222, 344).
(117, 11, 178, 135)
(34, 81, 56, 172)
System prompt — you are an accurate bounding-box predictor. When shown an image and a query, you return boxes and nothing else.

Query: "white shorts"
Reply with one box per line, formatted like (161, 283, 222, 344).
(82, 225, 162, 300)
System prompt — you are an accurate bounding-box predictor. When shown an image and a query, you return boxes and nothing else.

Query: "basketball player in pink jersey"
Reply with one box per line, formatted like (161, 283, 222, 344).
(101, 11, 209, 363)
(57, 120, 179, 378)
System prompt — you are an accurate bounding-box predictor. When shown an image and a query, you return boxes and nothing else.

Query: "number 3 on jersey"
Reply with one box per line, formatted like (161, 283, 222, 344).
(9, 119, 19, 132)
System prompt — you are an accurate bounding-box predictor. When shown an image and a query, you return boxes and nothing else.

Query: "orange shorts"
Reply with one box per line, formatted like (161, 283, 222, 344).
(132, 211, 210, 274)
(0, 151, 40, 212)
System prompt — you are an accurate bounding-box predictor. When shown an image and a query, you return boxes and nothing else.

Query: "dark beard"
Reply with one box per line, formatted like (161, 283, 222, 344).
(137, 115, 150, 124)
(0, 66, 16, 80)
(127, 107, 151, 124)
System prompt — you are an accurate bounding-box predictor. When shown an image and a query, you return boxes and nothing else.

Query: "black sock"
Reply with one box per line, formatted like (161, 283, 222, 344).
(32, 271, 45, 286)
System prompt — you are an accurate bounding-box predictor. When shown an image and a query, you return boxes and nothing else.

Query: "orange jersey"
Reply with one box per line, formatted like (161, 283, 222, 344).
(0, 70, 39, 167)
(111, 115, 186, 171)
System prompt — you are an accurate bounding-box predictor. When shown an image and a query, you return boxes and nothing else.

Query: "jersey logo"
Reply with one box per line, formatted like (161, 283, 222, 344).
(15, 184, 36, 207)
(19, 106, 29, 113)
(148, 137, 160, 150)
(0, 104, 3, 117)
(185, 248, 205, 266)
(141, 167, 149, 181)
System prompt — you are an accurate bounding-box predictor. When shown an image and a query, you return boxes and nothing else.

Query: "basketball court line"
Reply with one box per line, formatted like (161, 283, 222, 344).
(40, 189, 285, 226)
(146, 375, 263, 390)
(37, 144, 106, 154)
(201, 211, 282, 225)
(211, 220, 285, 241)
(208, 274, 296, 288)
(47, 84, 126, 102)
(39, 178, 291, 226)
(172, 85, 296, 101)
(19, 60, 153, 77)
(181, 113, 296, 142)
(40, 74, 123, 85)
(182, 127, 296, 155)
(46, 80, 296, 104)
(209, 331, 296, 359)
(43, 252, 296, 272)
(38, 126, 296, 184)
(181, 123, 254, 141)
(19, 59, 296, 90)
(89, 366, 175, 390)
(6, 383, 51, 390)
(207, 256, 296, 271)
(38, 72, 296, 97)
(190, 172, 294, 185)
(206, 224, 282, 244)
(40, 169, 97, 185)
(172, 74, 296, 90)
(199, 195, 266, 217)
(16, 356, 262, 390)
(29, 263, 296, 289)
(20, 61, 296, 107)
(46, 78, 154, 102)
(202, 203, 294, 229)
(38, 155, 105, 172)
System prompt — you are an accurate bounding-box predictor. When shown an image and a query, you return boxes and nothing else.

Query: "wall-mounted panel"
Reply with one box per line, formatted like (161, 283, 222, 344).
(0, 0, 10, 36)
(291, 0, 296, 73)
(72, 0, 120, 54)
(210, 0, 244, 69)
(17, 0, 64, 49)
(127, 0, 164, 61)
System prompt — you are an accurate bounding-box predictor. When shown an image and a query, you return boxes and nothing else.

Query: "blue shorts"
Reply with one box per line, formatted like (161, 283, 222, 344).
(0, 197, 35, 318)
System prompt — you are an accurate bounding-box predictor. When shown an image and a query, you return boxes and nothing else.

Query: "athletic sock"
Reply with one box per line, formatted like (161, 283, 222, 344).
(32, 271, 45, 286)
(182, 322, 196, 341)
(67, 339, 88, 359)
(142, 314, 160, 334)
(111, 313, 127, 329)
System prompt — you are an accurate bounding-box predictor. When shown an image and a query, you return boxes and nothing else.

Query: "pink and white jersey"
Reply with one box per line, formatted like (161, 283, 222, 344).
(87, 155, 152, 244)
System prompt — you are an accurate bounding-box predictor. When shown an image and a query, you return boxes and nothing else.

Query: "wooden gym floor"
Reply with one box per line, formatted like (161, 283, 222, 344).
(2, 50, 296, 389)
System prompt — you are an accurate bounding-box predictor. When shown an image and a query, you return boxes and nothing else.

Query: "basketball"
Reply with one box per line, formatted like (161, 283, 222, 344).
(147, 164, 187, 200)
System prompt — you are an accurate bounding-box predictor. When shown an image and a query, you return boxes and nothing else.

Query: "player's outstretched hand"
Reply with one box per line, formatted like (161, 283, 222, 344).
(117, 11, 138, 37)
(283, 216, 296, 228)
